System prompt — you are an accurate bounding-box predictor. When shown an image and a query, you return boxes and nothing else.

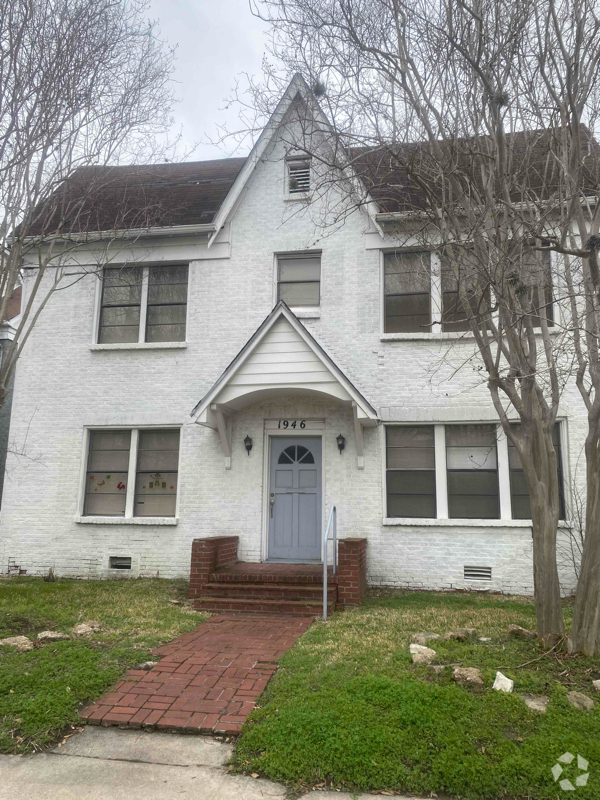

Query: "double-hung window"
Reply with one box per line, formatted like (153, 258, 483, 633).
(98, 264, 188, 344)
(385, 422, 565, 521)
(277, 253, 321, 307)
(83, 428, 180, 518)
(384, 251, 432, 333)
(508, 423, 564, 518)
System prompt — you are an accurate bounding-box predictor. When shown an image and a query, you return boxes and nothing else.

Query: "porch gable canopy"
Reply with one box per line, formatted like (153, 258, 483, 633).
(190, 301, 378, 468)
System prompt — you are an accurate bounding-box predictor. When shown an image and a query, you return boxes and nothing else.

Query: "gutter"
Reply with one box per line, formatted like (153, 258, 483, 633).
(21, 222, 217, 246)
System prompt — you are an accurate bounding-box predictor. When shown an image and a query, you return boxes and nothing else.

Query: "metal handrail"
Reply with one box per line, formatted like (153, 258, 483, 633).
(322, 505, 337, 620)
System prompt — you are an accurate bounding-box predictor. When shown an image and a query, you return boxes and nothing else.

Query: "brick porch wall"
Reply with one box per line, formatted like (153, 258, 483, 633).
(188, 536, 239, 601)
(337, 538, 368, 606)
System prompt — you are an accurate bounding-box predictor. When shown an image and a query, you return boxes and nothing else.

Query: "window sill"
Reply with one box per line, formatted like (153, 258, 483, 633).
(284, 193, 310, 202)
(381, 331, 475, 341)
(290, 307, 321, 319)
(90, 342, 187, 351)
(383, 517, 571, 528)
(75, 516, 178, 525)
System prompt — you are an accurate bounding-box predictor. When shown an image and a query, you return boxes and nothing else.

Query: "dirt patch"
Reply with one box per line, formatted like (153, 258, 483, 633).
(0, 614, 55, 638)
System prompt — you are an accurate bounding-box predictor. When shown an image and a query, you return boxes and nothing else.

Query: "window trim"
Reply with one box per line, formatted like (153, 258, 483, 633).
(93, 262, 189, 347)
(382, 420, 568, 523)
(76, 425, 182, 523)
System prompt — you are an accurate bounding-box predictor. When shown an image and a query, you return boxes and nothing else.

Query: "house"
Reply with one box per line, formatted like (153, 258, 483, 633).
(0, 75, 583, 608)
(0, 285, 22, 507)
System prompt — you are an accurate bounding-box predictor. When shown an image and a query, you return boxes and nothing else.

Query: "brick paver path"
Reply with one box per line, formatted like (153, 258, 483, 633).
(80, 614, 313, 735)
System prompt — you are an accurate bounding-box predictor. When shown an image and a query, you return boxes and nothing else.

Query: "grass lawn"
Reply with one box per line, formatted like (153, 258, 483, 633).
(233, 589, 600, 799)
(0, 577, 205, 754)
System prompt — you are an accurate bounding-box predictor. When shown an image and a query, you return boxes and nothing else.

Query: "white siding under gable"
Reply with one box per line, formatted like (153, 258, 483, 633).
(217, 318, 353, 405)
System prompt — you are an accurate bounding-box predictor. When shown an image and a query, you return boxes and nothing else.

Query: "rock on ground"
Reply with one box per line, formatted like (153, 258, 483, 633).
(452, 667, 484, 685)
(523, 694, 549, 714)
(411, 631, 440, 646)
(430, 665, 446, 674)
(508, 624, 537, 640)
(567, 691, 595, 711)
(592, 679, 600, 693)
(443, 628, 477, 642)
(493, 671, 514, 693)
(409, 643, 436, 664)
(37, 630, 70, 642)
(136, 661, 159, 671)
(479, 637, 492, 642)
(0, 635, 33, 652)
(72, 624, 96, 637)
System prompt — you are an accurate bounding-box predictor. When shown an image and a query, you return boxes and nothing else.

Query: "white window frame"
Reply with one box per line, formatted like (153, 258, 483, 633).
(273, 250, 322, 318)
(382, 420, 569, 526)
(91, 263, 189, 350)
(75, 425, 182, 524)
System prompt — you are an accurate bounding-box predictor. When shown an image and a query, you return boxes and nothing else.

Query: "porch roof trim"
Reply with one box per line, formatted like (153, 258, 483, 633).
(190, 301, 378, 427)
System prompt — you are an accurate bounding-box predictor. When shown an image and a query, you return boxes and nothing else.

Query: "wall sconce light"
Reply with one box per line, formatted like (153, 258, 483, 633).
(336, 433, 346, 454)
(244, 435, 253, 455)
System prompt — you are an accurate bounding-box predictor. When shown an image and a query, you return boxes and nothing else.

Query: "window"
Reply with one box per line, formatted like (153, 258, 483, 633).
(83, 428, 180, 518)
(134, 430, 180, 517)
(440, 253, 489, 333)
(385, 422, 565, 521)
(287, 156, 311, 194)
(84, 430, 131, 516)
(386, 426, 436, 517)
(384, 251, 431, 333)
(98, 264, 188, 344)
(508, 423, 565, 519)
(277, 254, 321, 307)
(446, 424, 499, 519)
(521, 249, 554, 328)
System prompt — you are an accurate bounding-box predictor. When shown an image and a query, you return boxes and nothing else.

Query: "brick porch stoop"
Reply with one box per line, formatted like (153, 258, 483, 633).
(79, 613, 312, 736)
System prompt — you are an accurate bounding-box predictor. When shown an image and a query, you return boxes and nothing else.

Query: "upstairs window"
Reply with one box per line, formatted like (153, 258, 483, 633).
(521, 248, 554, 329)
(98, 264, 188, 344)
(286, 156, 311, 194)
(384, 251, 431, 333)
(277, 253, 321, 307)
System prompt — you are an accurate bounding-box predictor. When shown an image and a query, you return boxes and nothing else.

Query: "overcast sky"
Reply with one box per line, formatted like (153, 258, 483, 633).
(148, 0, 271, 161)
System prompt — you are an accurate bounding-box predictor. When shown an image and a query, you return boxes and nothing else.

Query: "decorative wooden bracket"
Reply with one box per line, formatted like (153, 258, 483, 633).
(211, 403, 233, 469)
(352, 402, 365, 470)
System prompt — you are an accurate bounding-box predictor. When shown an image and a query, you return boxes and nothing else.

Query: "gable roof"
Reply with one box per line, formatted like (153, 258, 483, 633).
(191, 301, 378, 423)
(25, 158, 246, 237)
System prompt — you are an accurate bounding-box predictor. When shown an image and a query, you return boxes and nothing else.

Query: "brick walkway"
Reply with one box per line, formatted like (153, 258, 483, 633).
(80, 614, 313, 735)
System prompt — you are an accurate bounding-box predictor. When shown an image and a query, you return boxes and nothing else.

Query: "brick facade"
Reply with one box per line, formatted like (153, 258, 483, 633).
(337, 538, 368, 606)
(188, 535, 239, 601)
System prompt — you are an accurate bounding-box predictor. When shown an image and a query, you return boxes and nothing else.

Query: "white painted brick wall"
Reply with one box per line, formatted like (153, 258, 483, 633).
(0, 126, 584, 595)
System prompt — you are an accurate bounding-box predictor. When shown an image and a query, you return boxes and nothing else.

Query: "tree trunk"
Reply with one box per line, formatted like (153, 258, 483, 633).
(570, 413, 600, 655)
(520, 420, 565, 646)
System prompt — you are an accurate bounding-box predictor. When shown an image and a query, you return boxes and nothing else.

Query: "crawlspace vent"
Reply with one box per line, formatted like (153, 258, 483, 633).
(109, 556, 132, 570)
(464, 565, 492, 582)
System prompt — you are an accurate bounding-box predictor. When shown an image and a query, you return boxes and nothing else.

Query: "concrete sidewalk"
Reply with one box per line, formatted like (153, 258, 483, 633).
(0, 727, 396, 800)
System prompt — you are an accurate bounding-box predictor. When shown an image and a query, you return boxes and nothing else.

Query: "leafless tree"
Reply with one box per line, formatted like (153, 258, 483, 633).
(227, 0, 600, 649)
(0, 0, 177, 407)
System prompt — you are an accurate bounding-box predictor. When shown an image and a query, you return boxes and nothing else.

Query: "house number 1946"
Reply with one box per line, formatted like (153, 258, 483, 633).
(278, 419, 306, 429)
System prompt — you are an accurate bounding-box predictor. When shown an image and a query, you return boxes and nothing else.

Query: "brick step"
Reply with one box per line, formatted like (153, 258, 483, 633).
(204, 581, 337, 601)
(210, 565, 337, 585)
(195, 596, 336, 616)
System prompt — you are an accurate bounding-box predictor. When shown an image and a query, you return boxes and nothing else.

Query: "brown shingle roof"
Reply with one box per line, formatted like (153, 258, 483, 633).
(350, 127, 600, 213)
(27, 158, 247, 236)
(4, 286, 21, 322)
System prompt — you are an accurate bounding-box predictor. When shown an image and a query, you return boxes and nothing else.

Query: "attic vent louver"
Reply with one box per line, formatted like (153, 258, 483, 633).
(287, 157, 311, 194)
(464, 565, 492, 582)
(109, 556, 132, 570)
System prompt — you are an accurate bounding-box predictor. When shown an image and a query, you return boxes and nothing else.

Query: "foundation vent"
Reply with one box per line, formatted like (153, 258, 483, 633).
(464, 565, 492, 582)
(109, 556, 132, 570)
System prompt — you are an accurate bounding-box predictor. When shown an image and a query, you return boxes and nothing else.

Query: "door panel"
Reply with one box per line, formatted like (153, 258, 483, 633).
(268, 437, 322, 561)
